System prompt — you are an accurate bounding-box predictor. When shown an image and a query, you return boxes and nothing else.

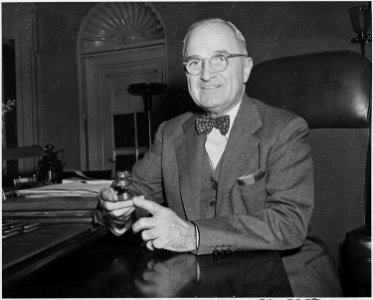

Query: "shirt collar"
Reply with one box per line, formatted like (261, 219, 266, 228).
(225, 100, 242, 138)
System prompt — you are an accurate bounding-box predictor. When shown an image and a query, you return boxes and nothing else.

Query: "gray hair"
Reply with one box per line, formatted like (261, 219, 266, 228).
(182, 18, 248, 59)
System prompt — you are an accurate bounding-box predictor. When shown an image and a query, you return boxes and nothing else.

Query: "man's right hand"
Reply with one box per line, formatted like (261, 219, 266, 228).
(95, 187, 136, 235)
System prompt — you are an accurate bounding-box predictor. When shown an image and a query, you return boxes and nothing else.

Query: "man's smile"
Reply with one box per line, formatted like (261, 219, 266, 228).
(200, 84, 221, 90)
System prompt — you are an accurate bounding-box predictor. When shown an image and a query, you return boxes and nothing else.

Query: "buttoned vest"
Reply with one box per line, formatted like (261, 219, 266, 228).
(200, 149, 223, 219)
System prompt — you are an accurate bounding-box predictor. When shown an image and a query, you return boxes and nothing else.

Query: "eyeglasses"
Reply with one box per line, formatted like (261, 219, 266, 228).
(183, 53, 248, 76)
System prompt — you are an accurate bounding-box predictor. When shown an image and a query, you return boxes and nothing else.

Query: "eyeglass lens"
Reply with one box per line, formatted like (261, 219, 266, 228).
(186, 55, 228, 75)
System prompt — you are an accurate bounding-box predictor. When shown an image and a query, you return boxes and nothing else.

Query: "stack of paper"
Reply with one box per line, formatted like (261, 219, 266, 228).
(3, 180, 112, 223)
(16, 180, 112, 198)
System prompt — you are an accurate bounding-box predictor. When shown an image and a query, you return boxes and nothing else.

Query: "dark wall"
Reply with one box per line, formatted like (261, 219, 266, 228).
(36, 3, 92, 170)
(33, 2, 370, 170)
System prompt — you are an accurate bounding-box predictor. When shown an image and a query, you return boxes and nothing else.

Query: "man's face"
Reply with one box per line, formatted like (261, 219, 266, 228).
(184, 23, 253, 117)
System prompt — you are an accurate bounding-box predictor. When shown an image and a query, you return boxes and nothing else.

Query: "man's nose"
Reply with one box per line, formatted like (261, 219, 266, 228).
(200, 60, 216, 81)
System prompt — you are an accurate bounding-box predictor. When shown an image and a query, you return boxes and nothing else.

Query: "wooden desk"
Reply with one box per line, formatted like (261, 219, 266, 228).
(3, 233, 293, 297)
(2, 223, 108, 296)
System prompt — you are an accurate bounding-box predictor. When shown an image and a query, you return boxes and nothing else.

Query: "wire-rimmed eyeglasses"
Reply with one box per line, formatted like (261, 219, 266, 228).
(183, 53, 248, 76)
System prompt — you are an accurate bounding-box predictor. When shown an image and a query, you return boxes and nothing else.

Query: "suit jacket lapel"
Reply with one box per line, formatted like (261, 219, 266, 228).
(217, 95, 263, 214)
(175, 114, 205, 220)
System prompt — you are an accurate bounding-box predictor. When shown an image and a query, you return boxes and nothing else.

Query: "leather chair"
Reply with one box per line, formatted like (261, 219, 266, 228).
(247, 50, 371, 296)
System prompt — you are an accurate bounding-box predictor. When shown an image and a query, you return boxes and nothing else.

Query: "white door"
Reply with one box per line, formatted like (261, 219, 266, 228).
(84, 45, 166, 172)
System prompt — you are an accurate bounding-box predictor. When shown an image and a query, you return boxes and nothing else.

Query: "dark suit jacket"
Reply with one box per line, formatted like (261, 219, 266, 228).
(129, 94, 342, 296)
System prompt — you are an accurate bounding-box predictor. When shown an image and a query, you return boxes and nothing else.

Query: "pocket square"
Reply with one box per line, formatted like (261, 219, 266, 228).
(237, 169, 266, 186)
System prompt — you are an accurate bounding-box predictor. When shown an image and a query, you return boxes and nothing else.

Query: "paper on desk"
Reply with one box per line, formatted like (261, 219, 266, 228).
(17, 180, 112, 198)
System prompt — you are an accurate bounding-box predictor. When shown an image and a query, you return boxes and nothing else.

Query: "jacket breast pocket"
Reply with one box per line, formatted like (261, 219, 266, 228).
(237, 174, 268, 212)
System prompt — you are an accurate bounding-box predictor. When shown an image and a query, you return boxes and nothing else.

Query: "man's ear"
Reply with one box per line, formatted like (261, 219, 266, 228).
(243, 57, 253, 83)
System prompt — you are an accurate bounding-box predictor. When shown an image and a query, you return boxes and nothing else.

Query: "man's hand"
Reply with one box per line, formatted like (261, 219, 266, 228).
(95, 187, 135, 235)
(132, 197, 196, 252)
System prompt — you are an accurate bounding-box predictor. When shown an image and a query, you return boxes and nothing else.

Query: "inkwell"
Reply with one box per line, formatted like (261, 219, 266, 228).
(110, 170, 135, 200)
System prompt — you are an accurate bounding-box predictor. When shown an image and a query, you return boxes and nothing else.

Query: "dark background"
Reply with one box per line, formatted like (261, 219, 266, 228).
(2, 1, 371, 170)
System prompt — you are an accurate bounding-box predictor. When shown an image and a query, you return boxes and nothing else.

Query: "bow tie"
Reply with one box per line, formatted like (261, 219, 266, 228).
(195, 115, 230, 135)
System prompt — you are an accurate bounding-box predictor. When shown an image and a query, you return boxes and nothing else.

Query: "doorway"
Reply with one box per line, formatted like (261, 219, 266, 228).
(77, 3, 166, 173)
(84, 46, 165, 171)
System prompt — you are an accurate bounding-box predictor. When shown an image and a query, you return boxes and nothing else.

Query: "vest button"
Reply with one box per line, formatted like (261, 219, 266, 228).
(212, 182, 218, 190)
(209, 200, 216, 207)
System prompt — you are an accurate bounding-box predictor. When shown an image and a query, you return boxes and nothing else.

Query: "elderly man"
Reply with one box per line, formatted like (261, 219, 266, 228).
(95, 18, 342, 296)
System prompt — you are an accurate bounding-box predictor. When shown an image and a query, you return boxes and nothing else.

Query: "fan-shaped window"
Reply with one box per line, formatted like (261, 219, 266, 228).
(79, 2, 165, 53)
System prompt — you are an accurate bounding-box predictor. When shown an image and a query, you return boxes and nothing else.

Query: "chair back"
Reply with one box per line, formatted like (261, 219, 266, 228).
(247, 51, 371, 266)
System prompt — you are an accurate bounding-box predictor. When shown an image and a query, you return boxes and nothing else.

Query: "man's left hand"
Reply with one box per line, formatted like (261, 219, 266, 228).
(132, 197, 196, 252)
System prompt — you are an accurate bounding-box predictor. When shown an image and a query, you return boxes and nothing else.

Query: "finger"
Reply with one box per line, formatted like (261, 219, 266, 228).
(120, 206, 135, 217)
(101, 198, 134, 211)
(151, 238, 161, 250)
(141, 228, 158, 241)
(146, 239, 155, 251)
(109, 206, 135, 219)
(132, 196, 163, 215)
(132, 217, 156, 233)
(108, 224, 129, 236)
(99, 188, 118, 202)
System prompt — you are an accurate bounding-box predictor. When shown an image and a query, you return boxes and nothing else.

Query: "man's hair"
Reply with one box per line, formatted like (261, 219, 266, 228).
(182, 18, 248, 60)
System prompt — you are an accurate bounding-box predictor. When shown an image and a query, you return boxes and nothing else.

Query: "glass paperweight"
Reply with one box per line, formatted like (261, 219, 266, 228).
(110, 170, 136, 200)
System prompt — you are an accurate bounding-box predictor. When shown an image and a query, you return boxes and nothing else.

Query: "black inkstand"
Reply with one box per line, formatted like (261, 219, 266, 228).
(37, 144, 64, 184)
(111, 170, 136, 200)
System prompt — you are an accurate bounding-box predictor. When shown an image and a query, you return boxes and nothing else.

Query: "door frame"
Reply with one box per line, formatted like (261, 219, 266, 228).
(76, 3, 167, 171)
(82, 44, 166, 170)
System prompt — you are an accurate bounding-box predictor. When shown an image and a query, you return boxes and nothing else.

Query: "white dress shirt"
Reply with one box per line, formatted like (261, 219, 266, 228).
(205, 100, 242, 170)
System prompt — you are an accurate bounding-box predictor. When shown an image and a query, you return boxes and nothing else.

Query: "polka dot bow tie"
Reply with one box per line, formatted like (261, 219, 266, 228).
(195, 115, 230, 135)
